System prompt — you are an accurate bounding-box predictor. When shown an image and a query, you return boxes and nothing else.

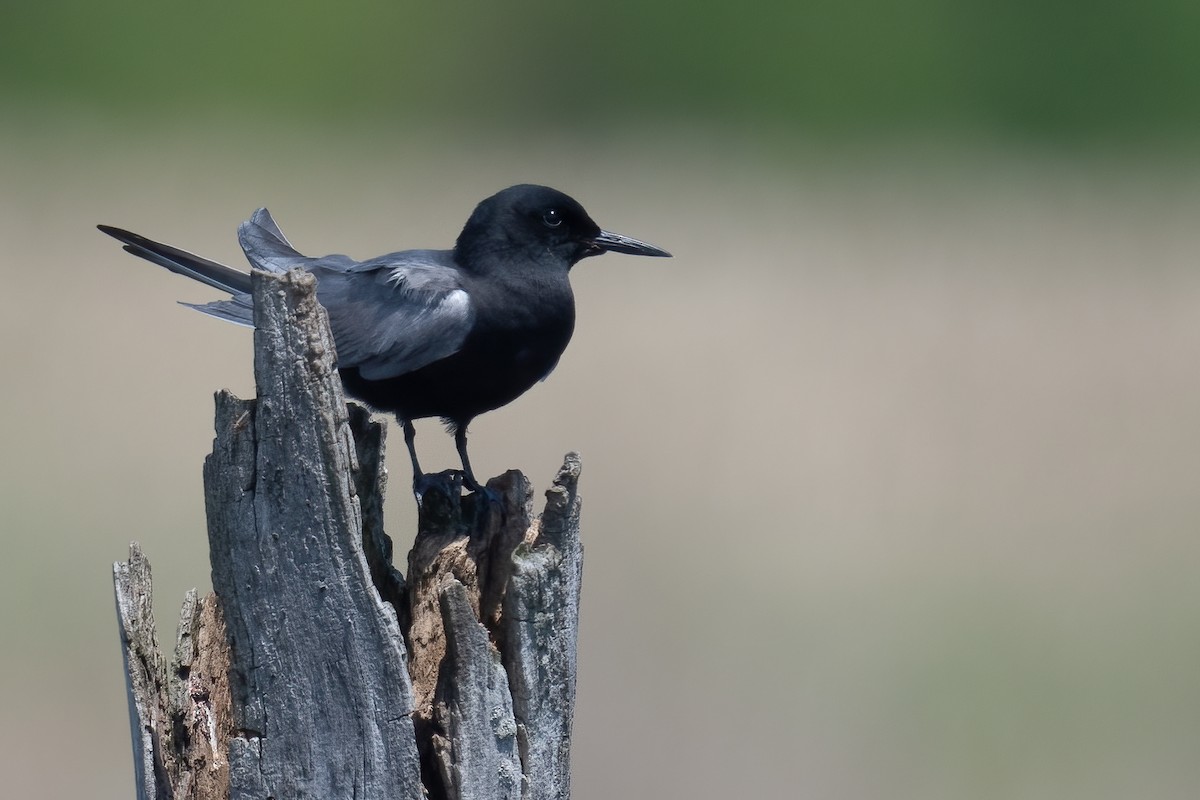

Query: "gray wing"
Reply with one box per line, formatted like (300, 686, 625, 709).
(189, 208, 475, 379)
(313, 254, 475, 380)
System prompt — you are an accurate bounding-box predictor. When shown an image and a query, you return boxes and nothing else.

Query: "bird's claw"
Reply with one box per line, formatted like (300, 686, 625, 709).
(412, 469, 504, 525)
(412, 470, 500, 503)
(412, 469, 464, 503)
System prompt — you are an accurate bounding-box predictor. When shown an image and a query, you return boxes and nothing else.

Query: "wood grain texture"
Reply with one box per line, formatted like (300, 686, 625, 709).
(114, 546, 233, 800)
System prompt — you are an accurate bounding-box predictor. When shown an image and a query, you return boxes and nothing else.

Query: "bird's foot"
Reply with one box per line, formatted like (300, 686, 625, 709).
(412, 469, 464, 503)
(412, 470, 504, 523)
(412, 470, 506, 532)
(458, 471, 492, 497)
(412, 469, 499, 500)
(411, 470, 471, 525)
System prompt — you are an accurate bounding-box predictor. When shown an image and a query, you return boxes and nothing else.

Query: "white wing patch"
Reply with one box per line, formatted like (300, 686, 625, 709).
(441, 288, 470, 316)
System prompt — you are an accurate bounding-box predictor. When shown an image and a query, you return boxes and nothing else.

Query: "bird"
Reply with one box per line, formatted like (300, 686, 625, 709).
(98, 184, 671, 495)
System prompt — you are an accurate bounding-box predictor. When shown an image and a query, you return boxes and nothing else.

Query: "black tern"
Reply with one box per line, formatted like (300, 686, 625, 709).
(99, 184, 671, 494)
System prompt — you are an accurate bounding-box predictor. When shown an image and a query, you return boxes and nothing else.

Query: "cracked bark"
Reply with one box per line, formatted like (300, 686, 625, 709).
(113, 268, 584, 800)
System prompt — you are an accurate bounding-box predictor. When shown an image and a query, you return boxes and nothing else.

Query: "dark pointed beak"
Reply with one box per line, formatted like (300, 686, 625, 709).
(589, 229, 672, 258)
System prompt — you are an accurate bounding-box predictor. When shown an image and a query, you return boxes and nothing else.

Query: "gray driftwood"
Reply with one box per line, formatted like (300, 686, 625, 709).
(113, 268, 584, 800)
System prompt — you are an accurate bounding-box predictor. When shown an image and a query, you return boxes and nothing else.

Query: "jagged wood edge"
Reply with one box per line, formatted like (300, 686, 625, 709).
(501, 453, 584, 800)
(113, 546, 235, 800)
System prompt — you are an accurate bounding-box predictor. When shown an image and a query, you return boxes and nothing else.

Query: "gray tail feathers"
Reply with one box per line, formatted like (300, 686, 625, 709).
(97, 224, 253, 295)
(180, 295, 255, 327)
(238, 208, 307, 272)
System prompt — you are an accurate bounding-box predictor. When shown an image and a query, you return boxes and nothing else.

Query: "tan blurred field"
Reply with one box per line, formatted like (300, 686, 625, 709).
(3, 123, 1199, 798)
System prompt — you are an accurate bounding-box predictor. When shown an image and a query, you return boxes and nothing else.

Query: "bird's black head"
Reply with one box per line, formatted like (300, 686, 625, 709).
(455, 184, 670, 273)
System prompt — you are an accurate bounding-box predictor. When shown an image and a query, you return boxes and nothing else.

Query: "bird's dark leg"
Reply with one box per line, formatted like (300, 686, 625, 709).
(402, 417, 469, 505)
(452, 422, 502, 511)
(405, 418, 464, 500)
(401, 419, 427, 491)
(453, 423, 484, 493)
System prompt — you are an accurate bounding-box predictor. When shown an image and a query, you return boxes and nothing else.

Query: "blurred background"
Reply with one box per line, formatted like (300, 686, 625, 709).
(4, 2, 1200, 798)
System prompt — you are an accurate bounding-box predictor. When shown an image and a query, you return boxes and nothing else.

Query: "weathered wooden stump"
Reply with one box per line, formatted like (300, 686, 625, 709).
(113, 269, 583, 800)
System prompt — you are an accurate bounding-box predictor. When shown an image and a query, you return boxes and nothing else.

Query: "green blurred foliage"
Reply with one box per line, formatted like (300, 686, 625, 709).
(2, 0, 1199, 142)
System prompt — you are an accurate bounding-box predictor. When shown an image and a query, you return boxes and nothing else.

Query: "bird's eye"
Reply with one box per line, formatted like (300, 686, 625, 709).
(542, 209, 562, 228)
